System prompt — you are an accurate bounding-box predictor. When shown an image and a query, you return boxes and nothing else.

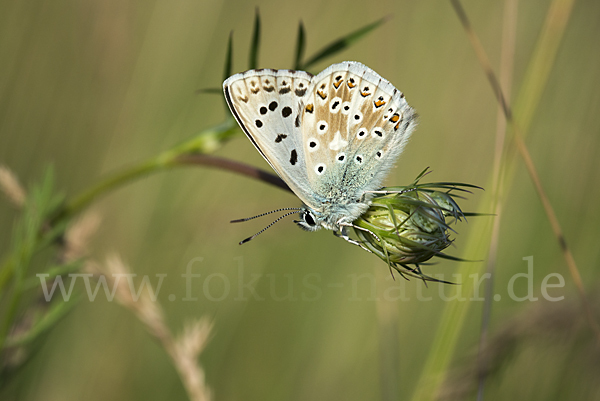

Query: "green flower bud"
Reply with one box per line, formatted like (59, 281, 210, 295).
(352, 172, 477, 281)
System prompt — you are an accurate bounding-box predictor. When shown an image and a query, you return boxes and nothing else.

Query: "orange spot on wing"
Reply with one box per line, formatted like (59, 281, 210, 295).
(317, 90, 327, 100)
(347, 81, 356, 88)
(390, 114, 400, 123)
(305, 104, 314, 113)
(374, 99, 386, 108)
(333, 80, 342, 89)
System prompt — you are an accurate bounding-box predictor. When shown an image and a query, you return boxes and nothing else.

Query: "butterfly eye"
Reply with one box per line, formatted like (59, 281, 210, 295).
(303, 211, 316, 227)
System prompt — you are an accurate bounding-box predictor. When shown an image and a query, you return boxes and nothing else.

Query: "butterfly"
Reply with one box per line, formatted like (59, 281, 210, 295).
(223, 61, 417, 246)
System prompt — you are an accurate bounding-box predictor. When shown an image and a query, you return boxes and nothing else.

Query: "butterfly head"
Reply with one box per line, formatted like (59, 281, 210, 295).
(295, 206, 323, 232)
(295, 199, 370, 232)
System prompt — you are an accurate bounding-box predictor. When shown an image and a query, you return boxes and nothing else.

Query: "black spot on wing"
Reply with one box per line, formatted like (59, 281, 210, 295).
(282, 107, 292, 118)
(224, 86, 268, 161)
(275, 134, 287, 143)
(290, 149, 298, 165)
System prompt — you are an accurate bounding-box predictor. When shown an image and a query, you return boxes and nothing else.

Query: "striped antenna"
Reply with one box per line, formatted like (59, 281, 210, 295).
(230, 207, 302, 223)
(238, 210, 299, 244)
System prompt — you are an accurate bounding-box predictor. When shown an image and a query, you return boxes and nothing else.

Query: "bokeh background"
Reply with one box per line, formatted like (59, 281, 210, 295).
(1, 0, 600, 400)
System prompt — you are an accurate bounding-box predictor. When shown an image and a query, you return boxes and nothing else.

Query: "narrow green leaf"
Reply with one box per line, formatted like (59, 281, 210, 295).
(293, 20, 306, 70)
(22, 260, 83, 291)
(301, 16, 388, 70)
(5, 295, 79, 348)
(434, 253, 477, 262)
(223, 30, 234, 81)
(197, 30, 232, 113)
(222, 31, 234, 111)
(462, 212, 494, 217)
(417, 182, 484, 190)
(248, 8, 261, 69)
(0, 167, 63, 352)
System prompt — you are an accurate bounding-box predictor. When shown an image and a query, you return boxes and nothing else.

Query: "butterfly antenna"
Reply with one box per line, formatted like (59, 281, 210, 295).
(230, 207, 302, 223)
(238, 210, 299, 244)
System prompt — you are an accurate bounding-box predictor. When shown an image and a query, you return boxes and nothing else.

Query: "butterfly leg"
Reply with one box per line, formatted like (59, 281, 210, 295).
(333, 225, 372, 253)
(344, 222, 381, 243)
(364, 188, 416, 196)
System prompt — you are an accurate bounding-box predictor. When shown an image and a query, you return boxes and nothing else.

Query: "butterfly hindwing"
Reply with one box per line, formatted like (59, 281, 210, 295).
(223, 69, 316, 205)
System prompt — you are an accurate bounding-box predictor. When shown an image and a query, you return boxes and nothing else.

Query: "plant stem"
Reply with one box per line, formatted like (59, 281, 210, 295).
(53, 158, 164, 224)
(51, 119, 240, 225)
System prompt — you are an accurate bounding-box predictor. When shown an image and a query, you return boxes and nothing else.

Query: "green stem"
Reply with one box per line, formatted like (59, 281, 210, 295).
(52, 158, 166, 224)
(52, 118, 238, 225)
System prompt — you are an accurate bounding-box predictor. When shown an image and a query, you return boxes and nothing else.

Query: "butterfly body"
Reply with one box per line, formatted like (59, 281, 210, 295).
(224, 62, 417, 238)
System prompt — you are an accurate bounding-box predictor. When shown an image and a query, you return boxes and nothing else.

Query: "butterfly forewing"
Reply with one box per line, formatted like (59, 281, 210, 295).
(223, 69, 315, 204)
(300, 62, 417, 207)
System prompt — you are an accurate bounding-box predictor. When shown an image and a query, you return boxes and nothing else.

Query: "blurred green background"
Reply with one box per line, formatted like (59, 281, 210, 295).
(1, 0, 600, 400)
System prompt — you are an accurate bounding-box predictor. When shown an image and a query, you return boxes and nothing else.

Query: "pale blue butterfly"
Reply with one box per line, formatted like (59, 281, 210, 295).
(223, 61, 417, 245)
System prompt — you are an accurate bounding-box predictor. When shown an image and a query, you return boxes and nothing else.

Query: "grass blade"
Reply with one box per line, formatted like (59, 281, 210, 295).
(248, 8, 260, 69)
(293, 20, 306, 70)
(223, 31, 233, 82)
(301, 16, 388, 70)
(411, 1, 586, 400)
(477, 0, 518, 399)
(222, 30, 234, 111)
